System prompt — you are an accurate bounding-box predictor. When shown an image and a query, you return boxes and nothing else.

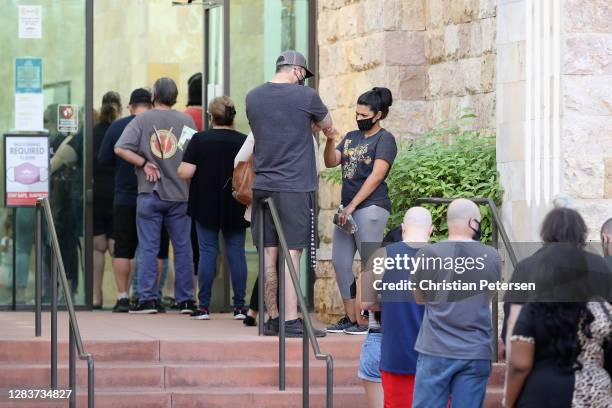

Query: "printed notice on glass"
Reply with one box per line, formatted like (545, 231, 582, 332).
(4, 135, 49, 207)
(14, 58, 44, 131)
(57, 104, 79, 133)
(18, 5, 42, 39)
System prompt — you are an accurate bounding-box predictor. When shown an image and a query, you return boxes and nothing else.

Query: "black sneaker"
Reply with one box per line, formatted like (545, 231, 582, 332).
(343, 325, 369, 335)
(233, 307, 247, 320)
(243, 315, 256, 327)
(263, 317, 280, 336)
(286, 318, 326, 338)
(155, 299, 166, 314)
(129, 300, 157, 314)
(326, 315, 356, 333)
(112, 298, 130, 313)
(178, 300, 197, 314)
(191, 308, 210, 320)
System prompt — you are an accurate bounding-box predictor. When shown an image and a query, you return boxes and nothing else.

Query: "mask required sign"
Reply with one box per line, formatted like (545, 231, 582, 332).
(4, 133, 50, 207)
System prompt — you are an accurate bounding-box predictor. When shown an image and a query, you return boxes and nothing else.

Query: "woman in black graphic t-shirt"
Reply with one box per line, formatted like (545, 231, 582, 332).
(323, 87, 398, 408)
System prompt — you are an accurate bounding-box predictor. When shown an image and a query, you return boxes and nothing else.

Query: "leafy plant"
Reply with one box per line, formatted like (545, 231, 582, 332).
(322, 112, 503, 242)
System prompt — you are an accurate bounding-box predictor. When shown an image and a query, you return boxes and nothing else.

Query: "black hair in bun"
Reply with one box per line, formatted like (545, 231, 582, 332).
(357, 87, 393, 119)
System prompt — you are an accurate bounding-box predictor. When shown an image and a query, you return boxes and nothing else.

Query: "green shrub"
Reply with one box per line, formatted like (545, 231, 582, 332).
(322, 113, 503, 242)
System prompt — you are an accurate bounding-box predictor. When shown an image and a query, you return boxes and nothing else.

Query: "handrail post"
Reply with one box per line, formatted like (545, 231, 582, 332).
(491, 205, 499, 363)
(258, 199, 265, 336)
(265, 198, 334, 407)
(278, 245, 286, 391)
(87, 354, 95, 408)
(69, 322, 76, 408)
(50, 255, 57, 390)
(303, 326, 309, 408)
(326, 356, 333, 408)
(35, 202, 42, 337)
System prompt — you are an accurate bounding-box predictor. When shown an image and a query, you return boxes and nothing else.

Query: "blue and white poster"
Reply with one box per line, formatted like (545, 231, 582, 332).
(14, 58, 44, 131)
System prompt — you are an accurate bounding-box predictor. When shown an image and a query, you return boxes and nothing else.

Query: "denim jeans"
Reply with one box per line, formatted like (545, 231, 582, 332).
(195, 223, 247, 309)
(130, 249, 168, 300)
(136, 192, 194, 303)
(412, 354, 491, 408)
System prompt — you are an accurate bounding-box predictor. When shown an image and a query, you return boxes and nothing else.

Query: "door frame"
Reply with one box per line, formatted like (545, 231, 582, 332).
(84, 0, 94, 310)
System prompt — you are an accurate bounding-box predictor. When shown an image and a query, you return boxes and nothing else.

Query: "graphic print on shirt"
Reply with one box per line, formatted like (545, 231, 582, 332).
(149, 128, 178, 160)
(342, 139, 372, 179)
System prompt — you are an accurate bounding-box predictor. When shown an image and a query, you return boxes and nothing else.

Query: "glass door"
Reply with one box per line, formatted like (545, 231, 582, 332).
(0, 0, 89, 309)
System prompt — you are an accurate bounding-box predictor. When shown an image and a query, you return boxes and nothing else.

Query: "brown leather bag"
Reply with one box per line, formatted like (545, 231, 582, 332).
(232, 155, 255, 206)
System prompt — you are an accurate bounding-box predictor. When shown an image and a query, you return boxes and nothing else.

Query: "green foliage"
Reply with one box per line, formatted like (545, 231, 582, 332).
(322, 112, 503, 242)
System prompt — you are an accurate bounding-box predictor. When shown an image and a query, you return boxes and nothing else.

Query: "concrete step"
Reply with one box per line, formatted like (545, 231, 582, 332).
(0, 360, 359, 389)
(0, 386, 504, 408)
(0, 387, 367, 408)
(0, 337, 362, 363)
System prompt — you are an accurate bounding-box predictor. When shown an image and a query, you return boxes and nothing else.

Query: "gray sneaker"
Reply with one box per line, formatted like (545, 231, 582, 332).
(326, 315, 355, 333)
(343, 325, 369, 335)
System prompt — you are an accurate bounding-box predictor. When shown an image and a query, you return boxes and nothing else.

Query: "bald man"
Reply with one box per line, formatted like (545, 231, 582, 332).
(410, 198, 502, 408)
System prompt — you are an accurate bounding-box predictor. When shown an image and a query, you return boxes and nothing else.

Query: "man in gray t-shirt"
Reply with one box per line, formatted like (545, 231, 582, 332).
(410, 199, 501, 408)
(115, 77, 196, 314)
(245, 50, 333, 337)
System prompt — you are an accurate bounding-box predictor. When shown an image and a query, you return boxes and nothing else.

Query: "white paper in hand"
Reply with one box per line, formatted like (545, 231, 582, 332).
(178, 126, 197, 150)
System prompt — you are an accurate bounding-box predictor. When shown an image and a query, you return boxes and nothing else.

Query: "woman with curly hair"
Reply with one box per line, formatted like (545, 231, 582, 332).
(504, 208, 612, 407)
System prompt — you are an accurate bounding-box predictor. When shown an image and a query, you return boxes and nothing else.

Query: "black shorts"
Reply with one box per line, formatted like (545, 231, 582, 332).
(113, 205, 138, 259)
(113, 204, 170, 260)
(94, 214, 113, 237)
(251, 189, 315, 250)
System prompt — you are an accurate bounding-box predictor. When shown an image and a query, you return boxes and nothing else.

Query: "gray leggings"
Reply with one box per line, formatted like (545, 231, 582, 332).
(332, 205, 390, 300)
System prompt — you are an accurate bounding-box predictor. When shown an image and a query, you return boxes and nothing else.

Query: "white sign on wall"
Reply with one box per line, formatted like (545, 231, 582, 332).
(4, 135, 49, 207)
(18, 5, 42, 39)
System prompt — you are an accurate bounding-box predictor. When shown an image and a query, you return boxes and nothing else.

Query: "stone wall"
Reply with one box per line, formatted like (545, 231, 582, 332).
(315, 0, 498, 322)
(425, 0, 497, 130)
(496, 0, 612, 242)
(561, 0, 612, 237)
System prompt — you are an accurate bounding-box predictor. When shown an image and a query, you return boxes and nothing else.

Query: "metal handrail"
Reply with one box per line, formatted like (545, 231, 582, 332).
(414, 197, 519, 363)
(34, 197, 95, 408)
(257, 197, 333, 408)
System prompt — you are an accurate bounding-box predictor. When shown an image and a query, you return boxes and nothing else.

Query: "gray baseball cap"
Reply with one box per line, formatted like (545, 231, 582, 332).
(276, 50, 314, 78)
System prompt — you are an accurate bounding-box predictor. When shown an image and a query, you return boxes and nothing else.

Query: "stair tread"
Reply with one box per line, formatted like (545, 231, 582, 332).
(0, 360, 359, 368)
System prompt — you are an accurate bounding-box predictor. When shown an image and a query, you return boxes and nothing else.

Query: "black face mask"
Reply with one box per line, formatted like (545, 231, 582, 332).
(357, 116, 376, 132)
(470, 219, 482, 241)
(295, 70, 306, 86)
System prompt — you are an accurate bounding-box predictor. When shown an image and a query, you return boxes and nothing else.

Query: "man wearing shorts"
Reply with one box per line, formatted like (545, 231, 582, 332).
(99, 88, 151, 312)
(246, 50, 333, 337)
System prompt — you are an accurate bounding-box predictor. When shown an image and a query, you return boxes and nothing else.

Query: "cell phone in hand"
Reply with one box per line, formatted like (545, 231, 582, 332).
(333, 206, 358, 234)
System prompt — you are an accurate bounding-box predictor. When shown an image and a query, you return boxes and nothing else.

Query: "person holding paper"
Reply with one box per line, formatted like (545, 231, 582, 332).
(178, 96, 249, 320)
(114, 77, 197, 315)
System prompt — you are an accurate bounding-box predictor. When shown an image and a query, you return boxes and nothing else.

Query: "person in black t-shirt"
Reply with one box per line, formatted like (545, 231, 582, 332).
(178, 96, 249, 320)
(323, 87, 398, 335)
(92, 91, 122, 308)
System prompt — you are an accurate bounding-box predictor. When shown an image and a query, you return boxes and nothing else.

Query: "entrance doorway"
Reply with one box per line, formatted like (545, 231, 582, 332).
(0, 0, 316, 311)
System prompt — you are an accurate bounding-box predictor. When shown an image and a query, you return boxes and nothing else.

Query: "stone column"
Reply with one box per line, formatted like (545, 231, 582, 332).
(496, 0, 612, 241)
